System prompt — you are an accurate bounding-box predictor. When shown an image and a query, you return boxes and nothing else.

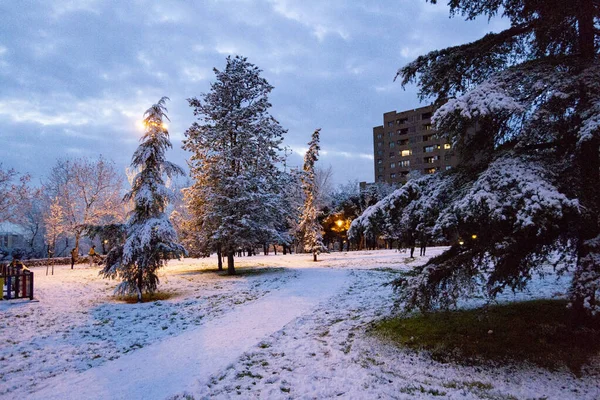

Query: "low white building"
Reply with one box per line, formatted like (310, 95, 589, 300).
(0, 221, 26, 251)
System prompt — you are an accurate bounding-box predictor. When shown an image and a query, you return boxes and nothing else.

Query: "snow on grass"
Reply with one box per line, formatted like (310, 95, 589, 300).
(0, 258, 295, 396)
(1, 248, 599, 399)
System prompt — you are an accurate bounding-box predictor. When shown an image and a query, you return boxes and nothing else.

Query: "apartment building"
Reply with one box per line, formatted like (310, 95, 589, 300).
(372, 105, 457, 184)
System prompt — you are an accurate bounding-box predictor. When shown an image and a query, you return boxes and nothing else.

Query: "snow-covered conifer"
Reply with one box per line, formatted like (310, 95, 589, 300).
(101, 97, 185, 302)
(299, 129, 327, 261)
(183, 56, 287, 274)
(353, 0, 600, 319)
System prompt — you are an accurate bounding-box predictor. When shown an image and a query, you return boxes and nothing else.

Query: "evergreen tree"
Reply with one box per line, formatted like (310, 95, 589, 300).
(352, 0, 600, 318)
(299, 129, 327, 261)
(101, 97, 185, 302)
(183, 56, 287, 275)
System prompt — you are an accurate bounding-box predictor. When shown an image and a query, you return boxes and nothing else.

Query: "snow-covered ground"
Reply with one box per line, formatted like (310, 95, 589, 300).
(1, 248, 598, 399)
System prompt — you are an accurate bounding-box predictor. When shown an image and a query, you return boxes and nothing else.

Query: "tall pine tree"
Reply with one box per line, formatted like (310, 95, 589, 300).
(352, 0, 600, 319)
(299, 129, 327, 261)
(101, 97, 185, 302)
(183, 56, 287, 275)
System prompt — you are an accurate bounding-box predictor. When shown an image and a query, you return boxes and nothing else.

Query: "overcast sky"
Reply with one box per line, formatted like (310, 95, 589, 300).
(0, 0, 507, 186)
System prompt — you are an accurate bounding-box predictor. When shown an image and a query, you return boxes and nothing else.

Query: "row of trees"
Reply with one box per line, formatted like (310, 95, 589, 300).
(2, 56, 394, 298)
(0, 157, 126, 261)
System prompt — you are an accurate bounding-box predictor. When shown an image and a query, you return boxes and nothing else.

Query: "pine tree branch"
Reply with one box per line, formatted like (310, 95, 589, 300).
(397, 22, 534, 100)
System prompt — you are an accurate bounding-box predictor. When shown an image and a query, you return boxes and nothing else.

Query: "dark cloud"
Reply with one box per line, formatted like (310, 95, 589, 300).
(0, 0, 507, 185)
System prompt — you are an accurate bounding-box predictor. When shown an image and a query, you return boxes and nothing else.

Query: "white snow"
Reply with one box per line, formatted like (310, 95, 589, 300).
(1, 249, 599, 399)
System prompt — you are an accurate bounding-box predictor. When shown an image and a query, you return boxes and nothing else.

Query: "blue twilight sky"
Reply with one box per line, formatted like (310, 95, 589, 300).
(0, 0, 507, 186)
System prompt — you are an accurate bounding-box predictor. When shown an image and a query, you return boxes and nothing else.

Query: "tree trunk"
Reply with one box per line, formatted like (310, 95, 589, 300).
(572, 3, 599, 321)
(216, 244, 223, 271)
(578, 0, 595, 59)
(227, 252, 235, 275)
(313, 251, 317, 262)
(573, 135, 600, 323)
(74, 232, 80, 256)
(137, 269, 143, 303)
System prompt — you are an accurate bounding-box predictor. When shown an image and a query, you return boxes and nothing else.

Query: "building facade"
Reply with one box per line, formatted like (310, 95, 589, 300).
(0, 222, 25, 251)
(372, 105, 457, 184)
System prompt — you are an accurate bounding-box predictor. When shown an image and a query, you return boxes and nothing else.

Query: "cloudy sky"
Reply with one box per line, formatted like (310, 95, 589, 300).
(0, 0, 507, 186)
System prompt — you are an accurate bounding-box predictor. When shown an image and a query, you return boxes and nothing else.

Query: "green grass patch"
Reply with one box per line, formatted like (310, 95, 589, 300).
(373, 300, 600, 374)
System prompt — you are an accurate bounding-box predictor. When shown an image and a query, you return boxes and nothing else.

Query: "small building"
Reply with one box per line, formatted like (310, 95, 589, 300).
(0, 222, 26, 251)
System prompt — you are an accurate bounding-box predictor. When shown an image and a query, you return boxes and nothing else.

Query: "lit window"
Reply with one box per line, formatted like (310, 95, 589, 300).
(390, 173, 396, 179)
(423, 124, 432, 131)
(400, 160, 410, 167)
(390, 162, 396, 168)
(377, 159, 382, 164)
(424, 145, 434, 153)
(425, 167, 436, 174)
(401, 149, 412, 157)
(424, 156, 435, 164)
(445, 165, 452, 170)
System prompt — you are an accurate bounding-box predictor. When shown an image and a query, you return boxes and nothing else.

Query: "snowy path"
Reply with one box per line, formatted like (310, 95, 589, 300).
(22, 268, 348, 400)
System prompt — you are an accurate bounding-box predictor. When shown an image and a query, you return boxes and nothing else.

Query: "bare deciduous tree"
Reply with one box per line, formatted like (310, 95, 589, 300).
(44, 156, 125, 254)
(0, 163, 30, 223)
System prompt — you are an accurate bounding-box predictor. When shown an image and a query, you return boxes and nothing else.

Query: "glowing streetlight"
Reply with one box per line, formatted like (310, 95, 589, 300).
(471, 234, 477, 240)
(458, 239, 464, 246)
(336, 219, 343, 228)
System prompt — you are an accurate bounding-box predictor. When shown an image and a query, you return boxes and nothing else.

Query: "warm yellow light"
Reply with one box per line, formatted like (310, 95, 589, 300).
(458, 240, 464, 245)
(471, 234, 477, 240)
(137, 120, 167, 131)
(336, 219, 343, 227)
